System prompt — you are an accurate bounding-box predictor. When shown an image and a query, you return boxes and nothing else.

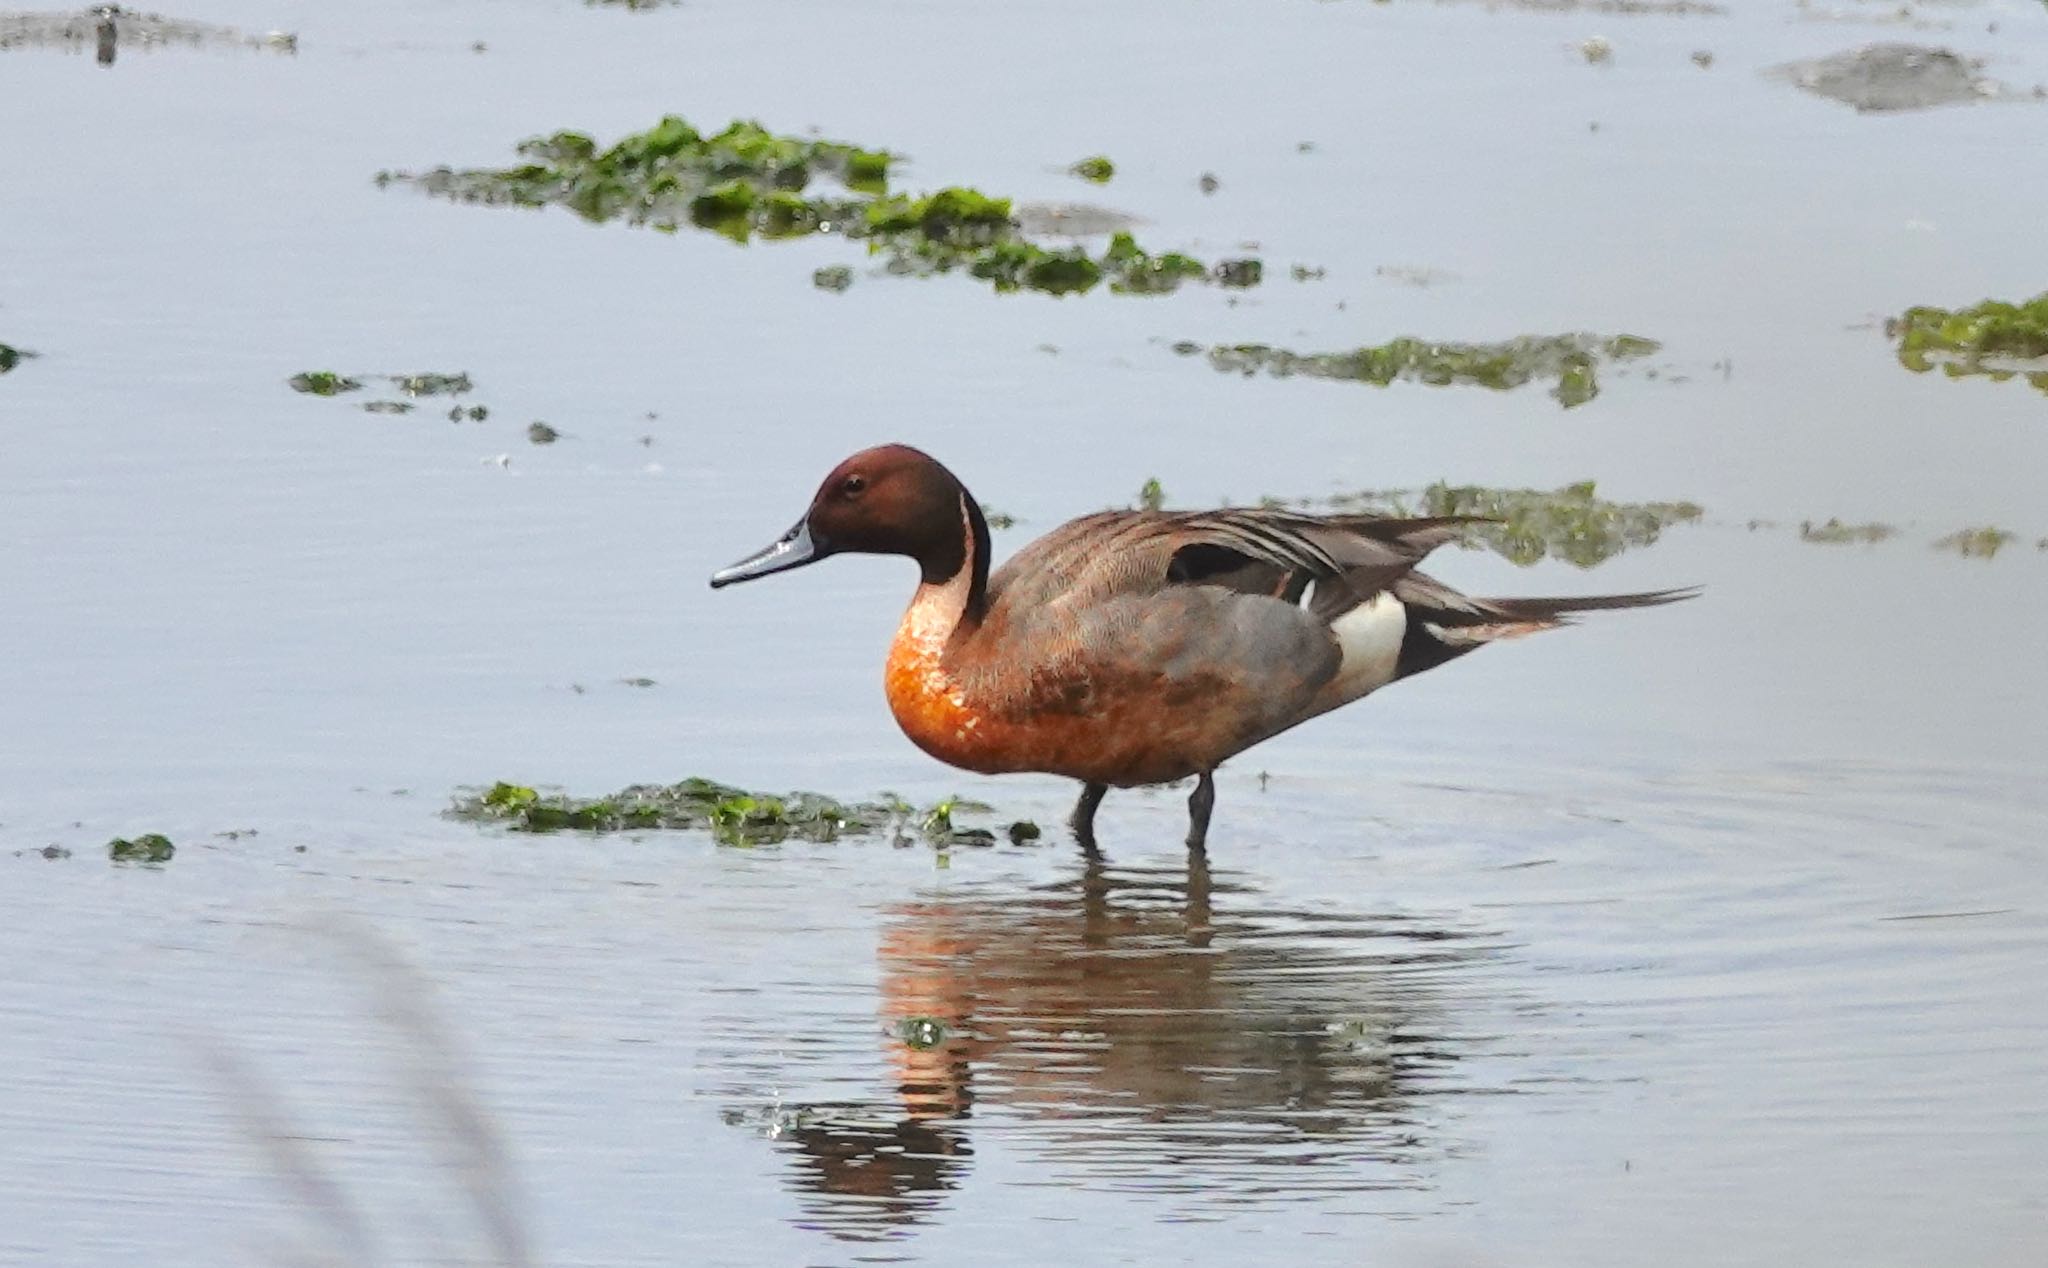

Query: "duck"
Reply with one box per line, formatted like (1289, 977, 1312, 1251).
(710, 444, 1694, 851)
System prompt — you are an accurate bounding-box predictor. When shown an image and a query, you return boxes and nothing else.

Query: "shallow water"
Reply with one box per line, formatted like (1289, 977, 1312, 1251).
(3, 0, 2046, 1264)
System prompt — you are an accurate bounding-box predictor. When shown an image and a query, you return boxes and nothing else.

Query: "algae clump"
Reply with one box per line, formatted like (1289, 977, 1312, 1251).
(292, 371, 477, 409)
(1801, 519, 1897, 545)
(394, 372, 473, 397)
(1889, 293, 2048, 392)
(1068, 155, 1115, 184)
(288, 371, 362, 396)
(1103, 233, 1208, 294)
(380, 116, 1256, 300)
(450, 778, 1008, 847)
(1304, 480, 1702, 568)
(1213, 259, 1264, 289)
(1200, 333, 1659, 406)
(108, 834, 176, 865)
(1933, 526, 2015, 559)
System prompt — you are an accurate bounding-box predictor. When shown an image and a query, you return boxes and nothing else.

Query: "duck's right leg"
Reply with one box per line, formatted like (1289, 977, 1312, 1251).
(1185, 771, 1216, 853)
(1069, 781, 1108, 851)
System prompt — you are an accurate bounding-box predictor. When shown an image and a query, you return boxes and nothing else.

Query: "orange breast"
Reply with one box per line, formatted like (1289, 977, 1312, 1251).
(884, 629, 1009, 775)
(885, 629, 1236, 786)
(880, 578, 1269, 786)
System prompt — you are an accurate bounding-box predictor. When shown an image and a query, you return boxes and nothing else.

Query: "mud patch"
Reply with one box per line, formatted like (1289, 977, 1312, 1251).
(1013, 202, 1142, 237)
(0, 7, 296, 66)
(1769, 44, 2010, 112)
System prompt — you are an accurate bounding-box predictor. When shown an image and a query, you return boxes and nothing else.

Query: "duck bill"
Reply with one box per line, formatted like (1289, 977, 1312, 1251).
(710, 518, 824, 588)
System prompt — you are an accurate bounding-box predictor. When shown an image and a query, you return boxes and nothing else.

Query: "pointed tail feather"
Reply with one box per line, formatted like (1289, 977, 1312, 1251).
(1481, 586, 1701, 623)
(1400, 585, 1697, 669)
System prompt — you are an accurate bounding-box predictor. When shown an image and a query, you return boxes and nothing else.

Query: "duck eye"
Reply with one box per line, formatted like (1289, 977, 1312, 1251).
(841, 474, 867, 497)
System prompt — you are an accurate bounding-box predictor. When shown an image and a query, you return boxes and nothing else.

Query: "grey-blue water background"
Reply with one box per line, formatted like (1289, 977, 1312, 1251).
(3, 1, 2045, 1264)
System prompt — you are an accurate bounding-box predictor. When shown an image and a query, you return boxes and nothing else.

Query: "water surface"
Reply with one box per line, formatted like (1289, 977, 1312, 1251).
(2, 0, 2045, 1264)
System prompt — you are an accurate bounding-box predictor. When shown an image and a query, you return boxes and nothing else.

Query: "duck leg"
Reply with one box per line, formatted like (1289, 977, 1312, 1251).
(1069, 781, 1108, 852)
(1186, 771, 1216, 852)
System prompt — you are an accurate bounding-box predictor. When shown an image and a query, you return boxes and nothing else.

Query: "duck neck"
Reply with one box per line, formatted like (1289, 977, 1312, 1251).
(910, 491, 990, 642)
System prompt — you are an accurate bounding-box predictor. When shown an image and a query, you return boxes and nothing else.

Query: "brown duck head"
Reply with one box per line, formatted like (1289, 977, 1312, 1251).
(710, 444, 983, 589)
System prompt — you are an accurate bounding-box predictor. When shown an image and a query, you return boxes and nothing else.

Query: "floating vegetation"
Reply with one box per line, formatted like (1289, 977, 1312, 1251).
(449, 779, 1010, 847)
(0, 342, 30, 373)
(0, 6, 296, 67)
(108, 833, 175, 865)
(287, 371, 361, 396)
(1068, 155, 1115, 184)
(1213, 259, 1264, 289)
(526, 421, 560, 444)
(872, 185, 1018, 239)
(1789, 518, 2045, 556)
(292, 370, 489, 425)
(1376, 265, 1457, 288)
(1295, 480, 1703, 568)
(290, 369, 474, 398)
(980, 503, 1017, 530)
(1138, 477, 1167, 512)
(394, 371, 473, 397)
(1415, 0, 1724, 11)
(1192, 333, 1659, 407)
(1800, 518, 1897, 545)
(812, 264, 853, 292)
(383, 116, 890, 215)
(1889, 293, 2048, 392)
(1103, 232, 1209, 294)
(897, 1016, 949, 1050)
(1933, 527, 2015, 559)
(379, 116, 1257, 299)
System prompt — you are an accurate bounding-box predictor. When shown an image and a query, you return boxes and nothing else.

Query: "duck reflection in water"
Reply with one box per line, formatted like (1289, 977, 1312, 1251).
(733, 852, 1503, 1240)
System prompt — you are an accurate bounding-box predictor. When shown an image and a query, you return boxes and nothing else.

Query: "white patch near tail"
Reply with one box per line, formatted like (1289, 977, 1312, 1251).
(1425, 619, 1561, 647)
(1327, 591, 1408, 703)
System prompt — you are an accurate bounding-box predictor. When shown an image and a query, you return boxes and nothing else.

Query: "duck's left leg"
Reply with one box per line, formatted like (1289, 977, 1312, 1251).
(1186, 771, 1216, 852)
(1070, 781, 1108, 852)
